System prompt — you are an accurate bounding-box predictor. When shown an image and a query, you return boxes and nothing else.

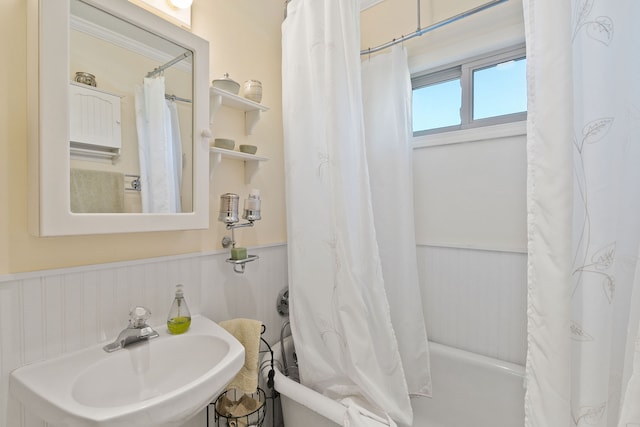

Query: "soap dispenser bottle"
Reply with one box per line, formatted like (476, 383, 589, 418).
(167, 284, 191, 334)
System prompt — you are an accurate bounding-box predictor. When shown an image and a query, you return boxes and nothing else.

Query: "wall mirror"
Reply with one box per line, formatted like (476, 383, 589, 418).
(28, 0, 210, 236)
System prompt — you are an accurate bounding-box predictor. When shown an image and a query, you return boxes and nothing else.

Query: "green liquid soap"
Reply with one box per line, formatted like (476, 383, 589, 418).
(168, 284, 191, 334)
(167, 316, 191, 334)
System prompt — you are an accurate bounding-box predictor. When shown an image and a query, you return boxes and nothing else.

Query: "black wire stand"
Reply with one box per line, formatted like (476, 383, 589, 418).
(206, 325, 279, 427)
(214, 387, 266, 427)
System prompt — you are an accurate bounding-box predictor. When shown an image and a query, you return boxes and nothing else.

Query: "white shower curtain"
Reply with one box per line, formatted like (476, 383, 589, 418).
(134, 76, 182, 213)
(167, 100, 183, 211)
(282, 0, 430, 425)
(361, 45, 432, 398)
(524, 1, 640, 426)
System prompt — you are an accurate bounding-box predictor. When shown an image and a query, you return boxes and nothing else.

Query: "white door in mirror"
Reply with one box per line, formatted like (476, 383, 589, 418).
(69, 83, 122, 162)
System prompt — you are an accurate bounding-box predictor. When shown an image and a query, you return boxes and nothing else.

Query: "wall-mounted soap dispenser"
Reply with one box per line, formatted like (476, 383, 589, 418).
(218, 190, 262, 274)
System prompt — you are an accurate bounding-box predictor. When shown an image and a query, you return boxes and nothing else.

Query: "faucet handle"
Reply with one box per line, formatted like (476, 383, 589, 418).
(130, 306, 151, 328)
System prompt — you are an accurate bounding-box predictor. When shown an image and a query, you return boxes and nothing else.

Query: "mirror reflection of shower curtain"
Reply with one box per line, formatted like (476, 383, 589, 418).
(134, 76, 182, 213)
(282, 1, 430, 425)
(167, 100, 183, 210)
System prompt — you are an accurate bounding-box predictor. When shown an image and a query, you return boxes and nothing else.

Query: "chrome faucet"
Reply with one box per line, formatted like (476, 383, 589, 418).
(103, 306, 159, 353)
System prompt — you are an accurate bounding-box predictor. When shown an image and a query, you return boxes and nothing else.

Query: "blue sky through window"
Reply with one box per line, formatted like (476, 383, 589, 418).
(473, 58, 527, 120)
(412, 56, 527, 133)
(412, 79, 462, 132)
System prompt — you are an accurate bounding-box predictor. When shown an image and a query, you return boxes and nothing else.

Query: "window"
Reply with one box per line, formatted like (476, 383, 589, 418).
(412, 47, 527, 135)
(412, 69, 462, 132)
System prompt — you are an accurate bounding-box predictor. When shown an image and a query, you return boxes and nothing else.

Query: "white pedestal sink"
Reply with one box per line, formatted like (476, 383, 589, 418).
(10, 315, 245, 427)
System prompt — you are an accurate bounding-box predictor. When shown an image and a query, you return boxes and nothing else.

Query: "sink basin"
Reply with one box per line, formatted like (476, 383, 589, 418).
(10, 315, 244, 427)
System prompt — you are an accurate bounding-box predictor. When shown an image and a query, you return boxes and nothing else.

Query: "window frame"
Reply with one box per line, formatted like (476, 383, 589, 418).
(412, 45, 527, 136)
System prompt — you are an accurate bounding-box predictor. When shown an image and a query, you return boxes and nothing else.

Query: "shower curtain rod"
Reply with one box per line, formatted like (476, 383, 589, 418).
(360, 0, 508, 56)
(146, 51, 193, 78)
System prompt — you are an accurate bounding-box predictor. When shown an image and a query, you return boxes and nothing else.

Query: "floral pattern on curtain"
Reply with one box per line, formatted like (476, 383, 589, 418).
(281, 0, 430, 425)
(524, 0, 640, 426)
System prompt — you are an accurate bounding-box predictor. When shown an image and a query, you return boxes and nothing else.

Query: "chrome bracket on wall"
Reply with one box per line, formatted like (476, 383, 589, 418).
(218, 192, 262, 274)
(222, 222, 259, 274)
(225, 255, 259, 274)
(277, 287, 289, 316)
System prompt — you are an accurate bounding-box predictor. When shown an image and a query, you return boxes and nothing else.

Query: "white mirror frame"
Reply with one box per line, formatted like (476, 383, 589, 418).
(27, 0, 210, 236)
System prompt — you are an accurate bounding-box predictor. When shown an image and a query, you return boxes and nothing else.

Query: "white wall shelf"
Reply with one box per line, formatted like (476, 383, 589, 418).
(210, 147, 269, 162)
(210, 87, 269, 135)
(210, 147, 269, 183)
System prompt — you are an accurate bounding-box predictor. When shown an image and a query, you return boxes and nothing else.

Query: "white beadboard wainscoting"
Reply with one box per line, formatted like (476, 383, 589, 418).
(0, 242, 527, 426)
(416, 244, 528, 365)
(0, 244, 288, 427)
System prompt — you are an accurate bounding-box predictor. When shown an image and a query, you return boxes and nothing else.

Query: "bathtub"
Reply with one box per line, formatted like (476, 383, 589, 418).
(261, 337, 525, 427)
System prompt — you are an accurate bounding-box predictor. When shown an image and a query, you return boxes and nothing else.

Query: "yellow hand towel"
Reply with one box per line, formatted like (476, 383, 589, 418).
(219, 318, 263, 394)
(70, 168, 124, 213)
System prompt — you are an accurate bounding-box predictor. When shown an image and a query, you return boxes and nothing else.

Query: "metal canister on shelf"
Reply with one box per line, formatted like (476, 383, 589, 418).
(243, 80, 262, 103)
(218, 193, 240, 224)
(75, 72, 97, 87)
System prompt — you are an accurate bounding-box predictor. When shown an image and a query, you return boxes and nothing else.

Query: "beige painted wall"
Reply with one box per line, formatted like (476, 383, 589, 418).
(193, 0, 286, 253)
(361, 0, 524, 71)
(361, 0, 490, 50)
(1, 0, 522, 273)
(0, 0, 285, 274)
